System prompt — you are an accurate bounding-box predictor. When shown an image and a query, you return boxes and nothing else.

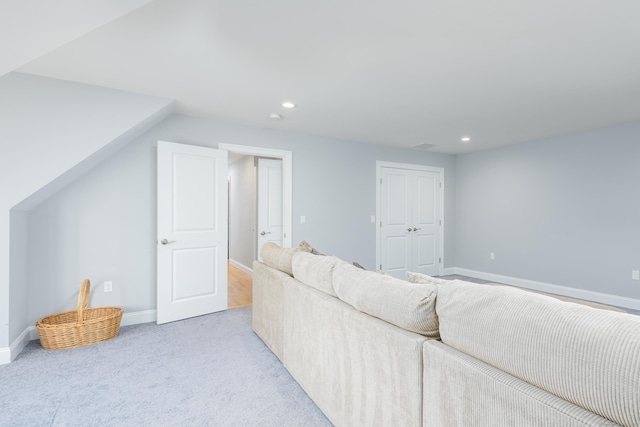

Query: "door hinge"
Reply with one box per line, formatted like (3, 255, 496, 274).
(439, 182, 442, 188)
(379, 221, 382, 228)
(380, 264, 382, 270)
(380, 178, 382, 184)
(439, 220, 442, 226)
(439, 257, 442, 263)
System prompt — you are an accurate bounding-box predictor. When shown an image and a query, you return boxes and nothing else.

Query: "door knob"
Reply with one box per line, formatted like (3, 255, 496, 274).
(160, 239, 176, 245)
(260, 231, 271, 236)
(407, 228, 412, 232)
(412, 227, 421, 232)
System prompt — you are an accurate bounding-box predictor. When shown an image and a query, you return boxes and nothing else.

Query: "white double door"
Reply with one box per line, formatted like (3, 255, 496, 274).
(379, 165, 442, 279)
(156, 141, 228, 324)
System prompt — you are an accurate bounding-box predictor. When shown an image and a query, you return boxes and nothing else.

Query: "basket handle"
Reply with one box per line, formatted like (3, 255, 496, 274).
(77, 279, 90, 324)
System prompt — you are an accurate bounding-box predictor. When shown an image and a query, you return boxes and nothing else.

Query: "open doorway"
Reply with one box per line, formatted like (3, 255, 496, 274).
(222, 144, 293, 309)
(227, 153, 256, 308)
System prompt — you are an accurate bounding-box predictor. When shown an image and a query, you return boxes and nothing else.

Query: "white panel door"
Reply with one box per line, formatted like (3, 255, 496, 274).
(379, 166, 442, 279)
(157, 141, 228, 324)
(380, 168, 412, 278)
(257, 158, 283, 260)
(412, 171, 440, 276)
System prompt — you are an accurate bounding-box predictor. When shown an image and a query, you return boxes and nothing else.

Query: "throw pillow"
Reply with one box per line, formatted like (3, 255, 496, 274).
(299, 240, 324, 256)
(352, 261, 365, 270)
(406, 271, 449, 286)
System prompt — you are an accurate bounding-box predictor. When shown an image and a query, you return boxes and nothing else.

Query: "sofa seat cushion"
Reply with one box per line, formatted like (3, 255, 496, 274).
(436, 280, 640, 427)
(333, 262, 439, 338)
(291, 251, 340, 297)
(260, 242, 311, 276)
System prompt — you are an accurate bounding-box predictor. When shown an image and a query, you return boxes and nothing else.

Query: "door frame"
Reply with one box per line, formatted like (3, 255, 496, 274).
(375, 161, 445, 276)
(219, 143, 292, 249)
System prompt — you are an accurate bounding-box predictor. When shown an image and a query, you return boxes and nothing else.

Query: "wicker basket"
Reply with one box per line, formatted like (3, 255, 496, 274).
(36, 279, 124, 350)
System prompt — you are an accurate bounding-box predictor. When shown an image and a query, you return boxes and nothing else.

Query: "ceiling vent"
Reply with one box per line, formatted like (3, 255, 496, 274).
(411, 143, 438, 151)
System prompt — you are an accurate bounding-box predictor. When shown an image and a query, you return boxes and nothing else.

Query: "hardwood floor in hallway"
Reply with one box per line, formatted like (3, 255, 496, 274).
(228, 263, 252, 309)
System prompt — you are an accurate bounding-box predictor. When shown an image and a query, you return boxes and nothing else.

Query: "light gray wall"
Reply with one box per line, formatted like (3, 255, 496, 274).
(9, 211, 28, 342)
(229, 156, 257, 270)
(26, 113, 456, 319)
(28, 137, 157, 325)
(0, 72, 173, 347)
(455, 123, 640, 299)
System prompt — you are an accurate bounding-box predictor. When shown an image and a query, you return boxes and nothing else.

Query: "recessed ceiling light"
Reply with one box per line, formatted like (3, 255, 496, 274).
(282, 102, 296, 108)
(461, 137, 471, 142)
(269, 113, 282, 120)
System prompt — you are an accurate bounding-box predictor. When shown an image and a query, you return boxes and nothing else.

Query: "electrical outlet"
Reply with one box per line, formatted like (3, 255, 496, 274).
(490, 252, 495, 260)
(104, 281, 113, 292)
(632, 270, 640, 281)
(300, 215, 306, 224)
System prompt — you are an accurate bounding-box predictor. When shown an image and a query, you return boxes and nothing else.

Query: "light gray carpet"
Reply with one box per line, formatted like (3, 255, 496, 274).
(0, 307, 332, 427)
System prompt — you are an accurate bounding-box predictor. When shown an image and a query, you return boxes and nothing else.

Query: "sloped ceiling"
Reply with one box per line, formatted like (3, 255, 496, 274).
(0, 0, 153, 77)
(15, 0, 640, 154)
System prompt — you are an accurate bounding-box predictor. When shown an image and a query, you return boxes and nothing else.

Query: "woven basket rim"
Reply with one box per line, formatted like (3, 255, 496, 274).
(36, 307, 124, 328)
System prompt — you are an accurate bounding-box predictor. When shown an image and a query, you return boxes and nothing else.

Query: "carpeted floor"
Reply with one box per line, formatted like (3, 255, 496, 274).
(0, 307, 332, 427)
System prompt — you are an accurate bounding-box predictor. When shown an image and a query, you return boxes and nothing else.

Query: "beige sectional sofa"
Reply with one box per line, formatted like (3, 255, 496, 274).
(252, 243, 640, 427)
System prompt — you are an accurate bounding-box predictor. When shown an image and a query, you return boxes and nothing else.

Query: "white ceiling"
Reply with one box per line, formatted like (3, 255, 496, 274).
(14, 0, 640, 154)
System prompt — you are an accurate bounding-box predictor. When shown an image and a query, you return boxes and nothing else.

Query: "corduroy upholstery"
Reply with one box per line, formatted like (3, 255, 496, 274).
(291, 251, 341, 297)
(260, 242, 311, 276)
(333, 262, 440, 338)
(283, 277, 426, 427)
(423, 340, 619, 427)
(251, 260, 287, 359)
(436, 280, 640, 427)
(253, 247, 640, 427)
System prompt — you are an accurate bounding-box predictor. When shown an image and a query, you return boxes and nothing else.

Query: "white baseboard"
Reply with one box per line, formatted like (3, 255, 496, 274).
(442, 267, 456, 276)
(0, 348, 9, 365)
(121, 309, 157, 326)
(453, 267, 640, 311)
(229, 259, 253, 276)
(29, 326, 39, 341)
(0, 310, 157, 364)
(0, 326, 33, 365)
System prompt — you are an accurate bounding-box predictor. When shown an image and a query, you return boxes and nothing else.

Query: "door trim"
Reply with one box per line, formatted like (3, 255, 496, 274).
(219, 143, 292, 248)
(375, 161, 444, 276)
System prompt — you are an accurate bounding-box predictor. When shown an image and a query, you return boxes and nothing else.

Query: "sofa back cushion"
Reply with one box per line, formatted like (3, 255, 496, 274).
(333, 263, 439, 338)
(260, 242, 311, 276)
(436, 280, 640, 427)
(291, 252, 340, 297)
